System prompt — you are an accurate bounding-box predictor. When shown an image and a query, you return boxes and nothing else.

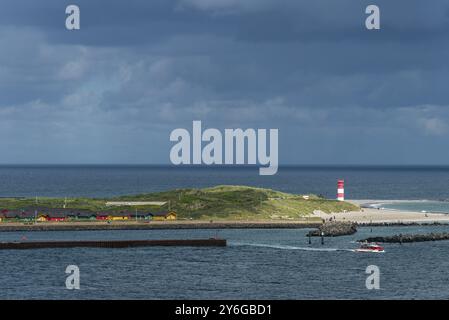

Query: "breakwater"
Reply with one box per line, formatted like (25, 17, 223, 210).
(360, 233, 449, 243)
(356, 221, 449, 227)
(0, 238, 226, 250)
(307, 221, 357, 237)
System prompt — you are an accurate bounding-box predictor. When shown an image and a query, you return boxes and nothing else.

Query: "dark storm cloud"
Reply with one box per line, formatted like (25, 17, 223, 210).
(1, 0, 449, 164)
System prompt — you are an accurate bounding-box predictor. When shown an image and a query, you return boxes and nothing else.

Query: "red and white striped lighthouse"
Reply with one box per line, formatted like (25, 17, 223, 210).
(337, 179, 345, 201)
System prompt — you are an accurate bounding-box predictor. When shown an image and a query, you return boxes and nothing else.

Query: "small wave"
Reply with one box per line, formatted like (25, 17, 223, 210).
(229, 241, 353, 252)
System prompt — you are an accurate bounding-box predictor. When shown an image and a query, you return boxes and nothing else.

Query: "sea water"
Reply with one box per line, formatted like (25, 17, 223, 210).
(1, 165, 449, 299)
(2, 165, 449, 201)
(1, 226, 449, 299)
(380, 201, 449, 214)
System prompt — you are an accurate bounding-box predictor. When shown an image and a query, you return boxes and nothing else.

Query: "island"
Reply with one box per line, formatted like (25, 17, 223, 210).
(0, 185, 357, 231)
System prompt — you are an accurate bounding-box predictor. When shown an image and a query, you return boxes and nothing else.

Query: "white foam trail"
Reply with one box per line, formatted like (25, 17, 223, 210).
(230, 241, 353, 252)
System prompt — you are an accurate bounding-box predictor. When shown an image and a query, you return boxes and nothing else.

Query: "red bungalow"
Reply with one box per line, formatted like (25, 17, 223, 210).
(47, 216, 67, 222)
(96, 214, 108, 220)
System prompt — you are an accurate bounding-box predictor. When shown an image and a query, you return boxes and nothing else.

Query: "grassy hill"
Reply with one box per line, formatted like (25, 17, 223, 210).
(0, 185, 358, 220)
(113, 185, 358, 220)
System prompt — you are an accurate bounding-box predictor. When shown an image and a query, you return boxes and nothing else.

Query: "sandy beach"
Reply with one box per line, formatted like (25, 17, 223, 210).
(312, 200, 449, 224)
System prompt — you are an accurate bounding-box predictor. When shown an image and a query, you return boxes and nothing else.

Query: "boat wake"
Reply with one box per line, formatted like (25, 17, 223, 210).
(229, 242, 353, 252)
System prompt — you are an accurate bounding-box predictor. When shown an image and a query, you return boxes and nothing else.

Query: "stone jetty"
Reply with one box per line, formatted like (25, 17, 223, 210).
(307, 221, 357, 237)
(360, 232, 449, 243)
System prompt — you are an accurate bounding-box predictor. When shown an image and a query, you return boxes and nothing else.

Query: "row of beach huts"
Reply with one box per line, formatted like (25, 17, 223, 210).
(0, 207, 177, 223)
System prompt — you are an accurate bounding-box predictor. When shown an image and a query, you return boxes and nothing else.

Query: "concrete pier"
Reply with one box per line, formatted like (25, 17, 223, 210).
(0, 238, 227, 250)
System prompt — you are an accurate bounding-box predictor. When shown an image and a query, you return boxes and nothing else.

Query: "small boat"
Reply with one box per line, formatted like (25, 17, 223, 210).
(353, 242, 385, 253)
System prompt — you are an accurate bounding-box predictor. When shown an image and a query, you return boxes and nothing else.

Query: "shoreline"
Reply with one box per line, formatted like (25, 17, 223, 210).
(1, 216, 449, 232)
(1, 199, 449, 232)
(312, 200, 449, 224)
(0, 220, 322, 232)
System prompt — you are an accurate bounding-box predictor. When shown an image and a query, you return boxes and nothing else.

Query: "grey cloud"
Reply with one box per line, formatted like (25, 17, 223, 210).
(1, 1, 449, 164)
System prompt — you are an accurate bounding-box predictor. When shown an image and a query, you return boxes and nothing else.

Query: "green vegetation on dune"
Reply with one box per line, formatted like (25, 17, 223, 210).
(0, 185, 358, 220)
(113, 185, 358, 220)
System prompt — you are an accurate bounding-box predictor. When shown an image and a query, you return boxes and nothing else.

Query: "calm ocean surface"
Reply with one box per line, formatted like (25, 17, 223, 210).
(1, 165, 449, 299)
(1, 227, 449, 299)
(2, 165, 449, 200)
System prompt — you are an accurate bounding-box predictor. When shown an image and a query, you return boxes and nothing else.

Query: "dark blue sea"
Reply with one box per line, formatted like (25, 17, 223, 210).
(2, 165, 449, 200)
(1, 165, 449, 299)
(1, 227, 449, 299)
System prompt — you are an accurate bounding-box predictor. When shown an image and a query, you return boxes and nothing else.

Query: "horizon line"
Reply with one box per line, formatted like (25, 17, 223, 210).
(1, 164, 449, 167)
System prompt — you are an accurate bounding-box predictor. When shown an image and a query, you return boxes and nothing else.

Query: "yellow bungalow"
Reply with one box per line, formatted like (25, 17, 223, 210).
(151, 211, 177, 221)
(108, 214, 130, 221)
(37, 214, 48, 222)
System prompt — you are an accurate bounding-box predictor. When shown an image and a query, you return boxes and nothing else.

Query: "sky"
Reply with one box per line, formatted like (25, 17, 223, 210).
(1, 0, 449, 165)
